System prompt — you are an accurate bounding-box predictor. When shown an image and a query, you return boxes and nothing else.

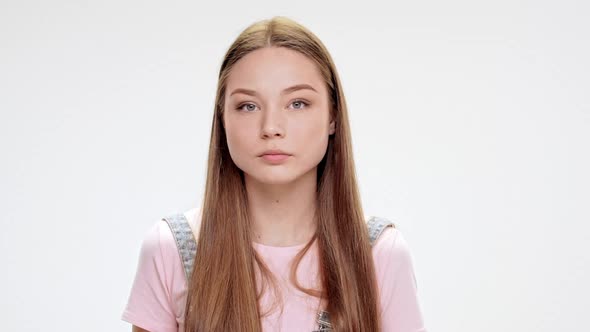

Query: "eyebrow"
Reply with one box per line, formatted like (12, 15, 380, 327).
(229, 83, 318, 97)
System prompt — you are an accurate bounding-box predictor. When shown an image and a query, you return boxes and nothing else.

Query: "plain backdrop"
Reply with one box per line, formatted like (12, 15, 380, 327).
(1, 1, 588, 331)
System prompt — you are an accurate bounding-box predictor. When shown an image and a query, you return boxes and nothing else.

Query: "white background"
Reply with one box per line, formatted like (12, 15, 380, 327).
(1, 1, 588, 331)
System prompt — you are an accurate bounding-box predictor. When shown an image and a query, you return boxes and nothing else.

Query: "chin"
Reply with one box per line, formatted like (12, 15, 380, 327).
(255, 174, 299, 186)
(244, 170, 301, 186)
(239, 159, 318, 186)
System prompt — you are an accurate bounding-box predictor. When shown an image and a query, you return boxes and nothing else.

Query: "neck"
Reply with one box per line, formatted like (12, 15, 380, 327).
(245, 168, 318, 247)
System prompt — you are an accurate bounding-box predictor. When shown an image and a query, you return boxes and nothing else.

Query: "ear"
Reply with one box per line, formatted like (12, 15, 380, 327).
(329, 119, 335, 135)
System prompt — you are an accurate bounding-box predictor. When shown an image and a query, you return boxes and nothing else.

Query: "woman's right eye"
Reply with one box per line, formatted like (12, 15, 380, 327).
(237, 103, 257, 112)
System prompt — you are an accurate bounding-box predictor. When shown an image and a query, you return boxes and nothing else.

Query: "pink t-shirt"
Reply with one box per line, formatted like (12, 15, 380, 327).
(121, 208, 426, 332)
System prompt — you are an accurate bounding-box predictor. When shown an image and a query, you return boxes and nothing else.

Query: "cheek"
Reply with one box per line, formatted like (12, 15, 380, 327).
(224, 121, 252, 163)
(297, 119, 330, 157)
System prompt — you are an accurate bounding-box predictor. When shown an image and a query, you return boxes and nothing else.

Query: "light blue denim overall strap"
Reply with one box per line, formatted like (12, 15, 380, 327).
(162, 213, 197, 283)
(314, 215, 396, 332)
(367, 216, 396, 245)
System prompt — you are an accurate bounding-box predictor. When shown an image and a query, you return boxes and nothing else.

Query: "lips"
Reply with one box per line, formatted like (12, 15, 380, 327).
(259, 149, 291, 157)
(259, 149, 291, 164)
(261, 154, 290, 163)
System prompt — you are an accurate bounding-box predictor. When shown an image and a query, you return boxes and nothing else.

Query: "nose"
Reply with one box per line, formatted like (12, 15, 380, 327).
(260, 108, 285, 139)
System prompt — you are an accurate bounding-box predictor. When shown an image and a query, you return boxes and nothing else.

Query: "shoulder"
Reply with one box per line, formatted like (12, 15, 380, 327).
(149, 206, 202, 262)
(135, 205, 205, 284)
(368, 217, 416, 278)
(135, 209, 200, 309)
(121, 214, 190, 330)
(141, 217, 178, 257)
(149, 206, 201, 252)
(366, 218, 427, 330)
(135, 216, 185, 283)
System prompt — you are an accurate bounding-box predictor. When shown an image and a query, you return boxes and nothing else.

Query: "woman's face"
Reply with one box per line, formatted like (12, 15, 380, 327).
(223, 46, 335, 185)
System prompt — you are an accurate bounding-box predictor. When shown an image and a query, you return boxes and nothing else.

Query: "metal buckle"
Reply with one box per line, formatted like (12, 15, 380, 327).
(312, 310, 332, 331)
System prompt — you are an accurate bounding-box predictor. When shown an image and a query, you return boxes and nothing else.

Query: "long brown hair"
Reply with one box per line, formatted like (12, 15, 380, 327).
(185, 16, 381, 331)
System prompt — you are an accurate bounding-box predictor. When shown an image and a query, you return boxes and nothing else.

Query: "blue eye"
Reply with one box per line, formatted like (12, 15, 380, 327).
(290, 99, 309, 110)
(237, 103, 257, 112)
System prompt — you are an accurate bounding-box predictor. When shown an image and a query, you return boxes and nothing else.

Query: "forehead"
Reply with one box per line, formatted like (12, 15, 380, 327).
(225, 47, 325, 95)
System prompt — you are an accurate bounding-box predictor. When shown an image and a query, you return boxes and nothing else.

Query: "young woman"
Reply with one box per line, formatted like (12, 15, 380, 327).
(121, 16, 426, 332)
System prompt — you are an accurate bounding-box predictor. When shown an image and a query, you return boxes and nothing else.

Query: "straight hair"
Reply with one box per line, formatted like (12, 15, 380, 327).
(184, 16, 382, 331)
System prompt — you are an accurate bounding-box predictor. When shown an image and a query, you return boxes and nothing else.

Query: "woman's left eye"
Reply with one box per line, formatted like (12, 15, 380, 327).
(290, 99, 309, 110)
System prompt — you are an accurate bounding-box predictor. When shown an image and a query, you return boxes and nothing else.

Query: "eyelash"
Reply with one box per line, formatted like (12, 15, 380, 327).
(236, 99, 310, 112)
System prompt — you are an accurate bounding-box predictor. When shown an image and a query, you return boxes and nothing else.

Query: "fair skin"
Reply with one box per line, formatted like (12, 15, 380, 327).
(131, 46, 335, 331)
(223, 46, 335, 247)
